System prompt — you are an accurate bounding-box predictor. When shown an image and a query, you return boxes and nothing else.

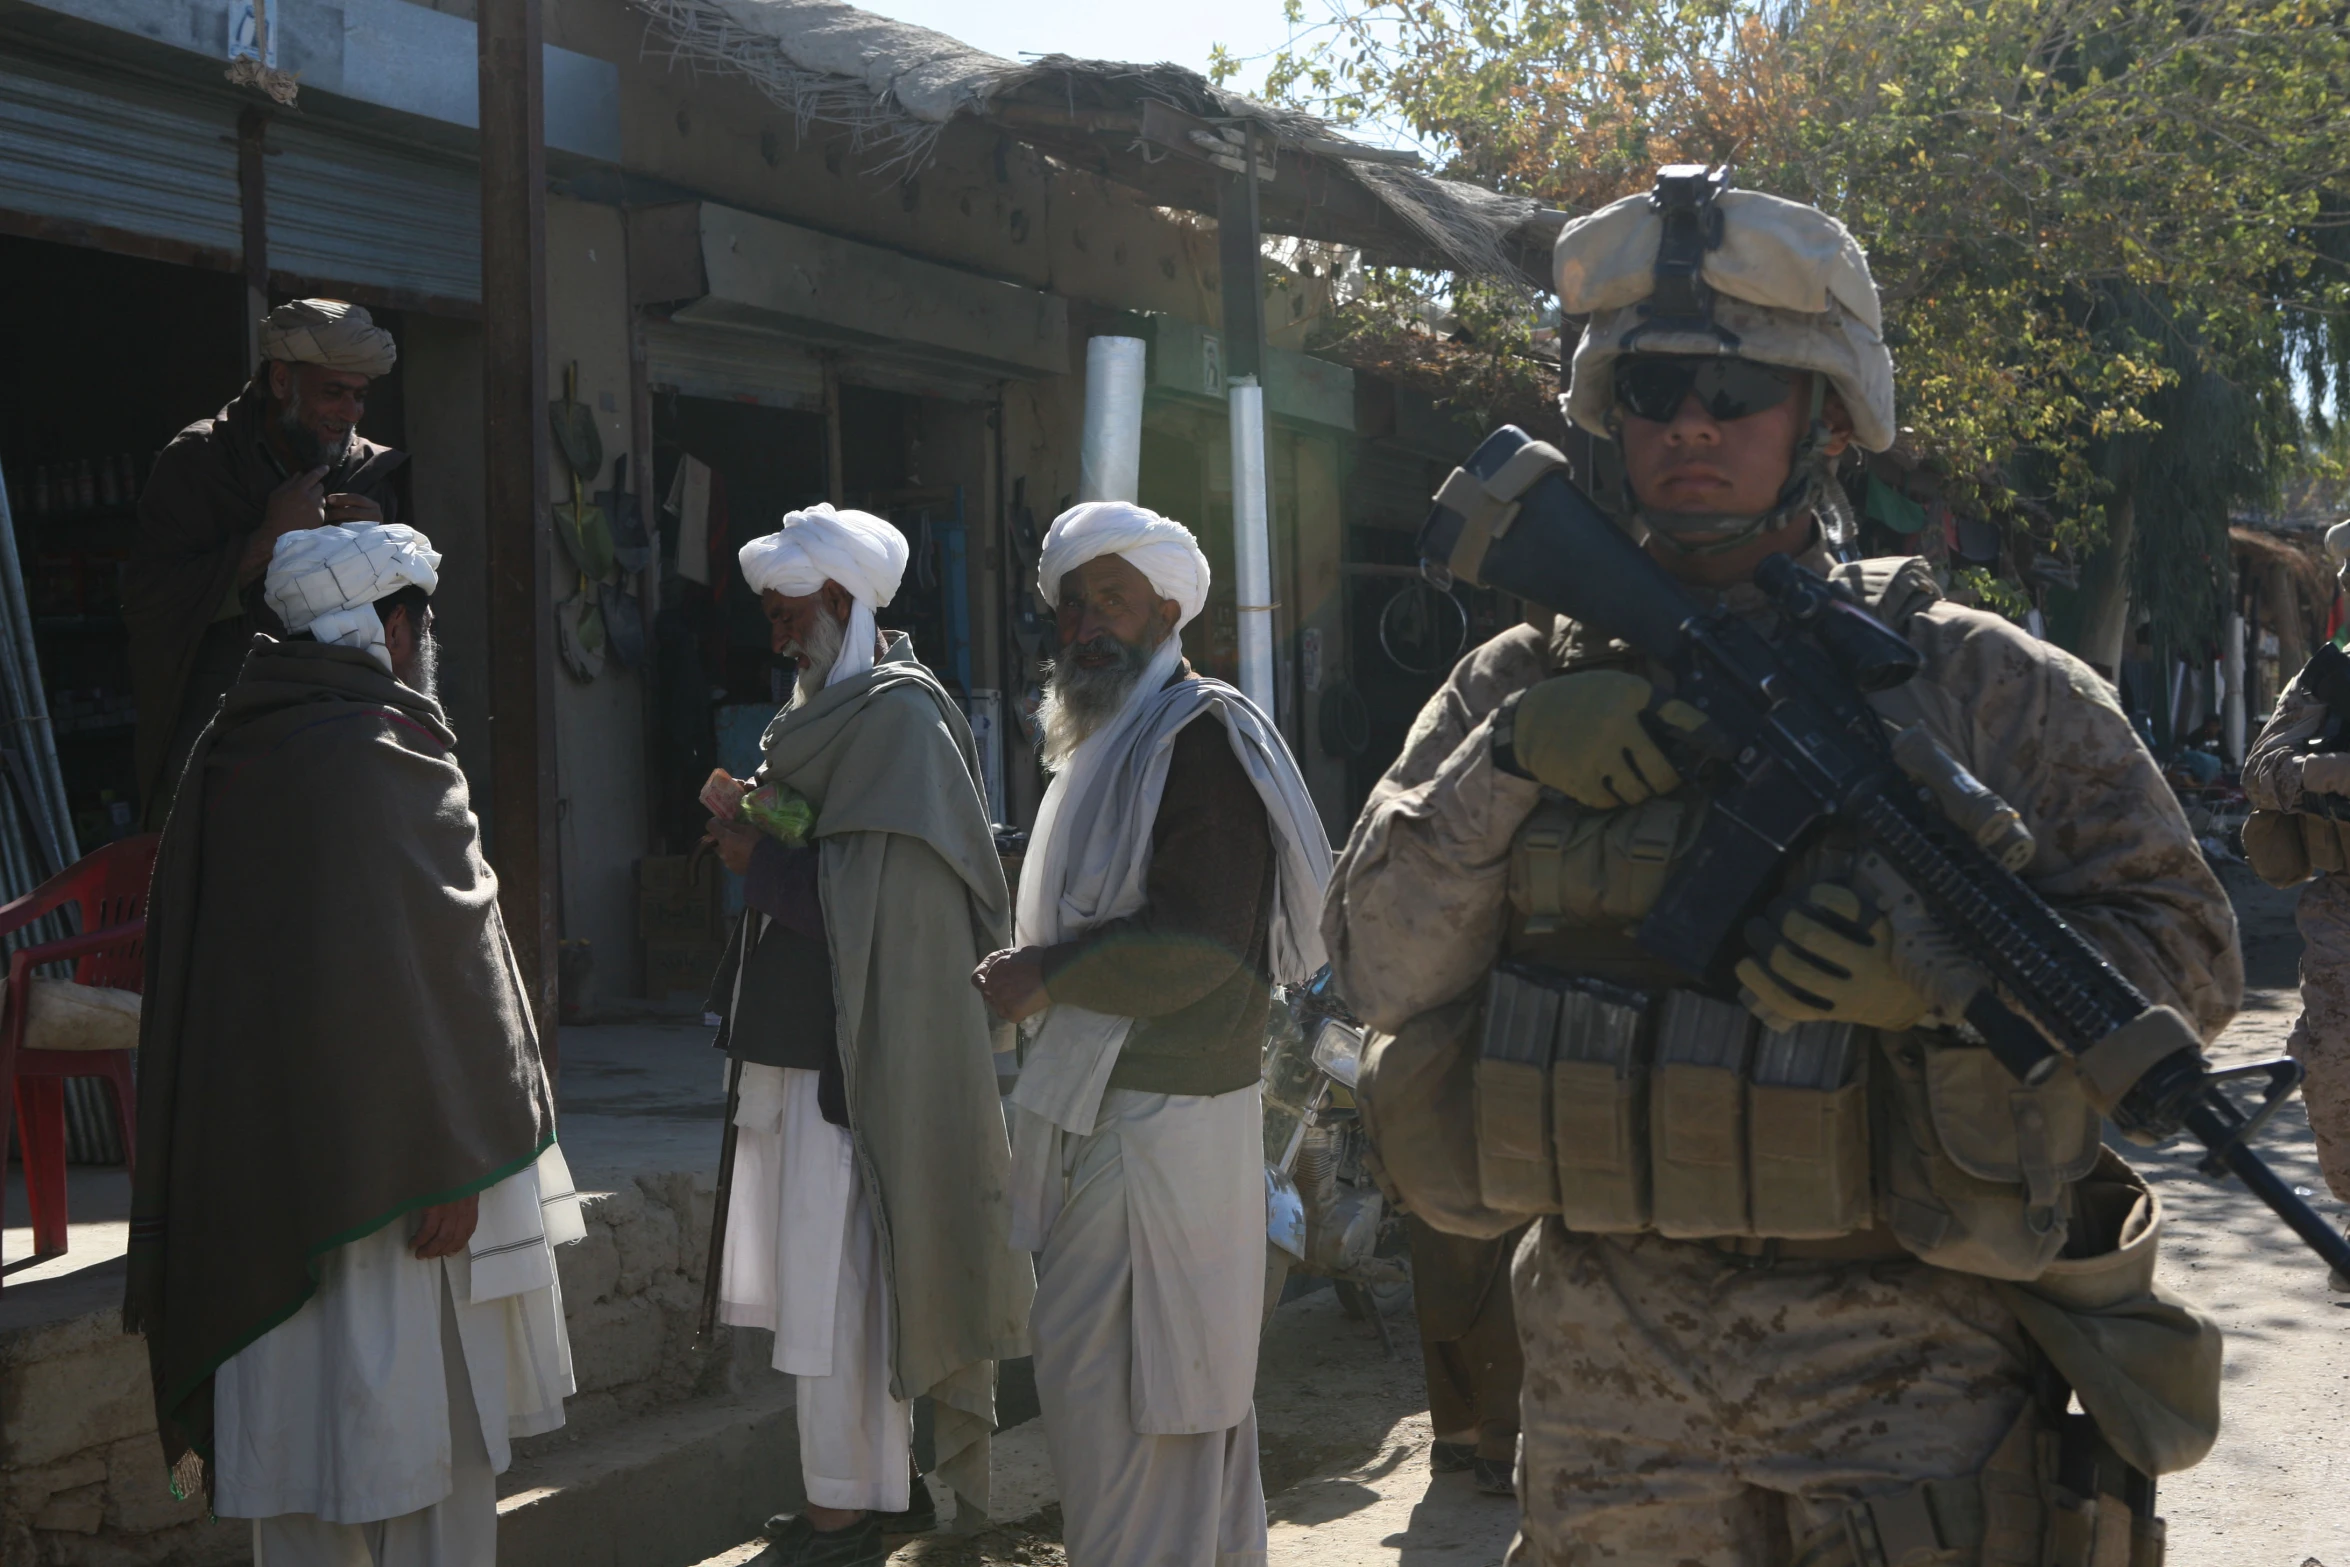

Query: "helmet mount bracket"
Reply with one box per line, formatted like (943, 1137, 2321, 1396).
(1621, 165, 1739, 354)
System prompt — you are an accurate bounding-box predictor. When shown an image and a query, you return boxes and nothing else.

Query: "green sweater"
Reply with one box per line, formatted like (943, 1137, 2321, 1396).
(1037, 715, 1275, 1097)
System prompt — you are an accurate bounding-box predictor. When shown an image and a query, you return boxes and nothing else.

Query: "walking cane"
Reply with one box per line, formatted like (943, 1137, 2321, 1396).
(697, 1050, 743, 1346)
(698, 890, 752, 1347)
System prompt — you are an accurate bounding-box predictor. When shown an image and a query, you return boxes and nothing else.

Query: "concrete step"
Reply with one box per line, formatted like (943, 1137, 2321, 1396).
(497, 1384, 797, 1567)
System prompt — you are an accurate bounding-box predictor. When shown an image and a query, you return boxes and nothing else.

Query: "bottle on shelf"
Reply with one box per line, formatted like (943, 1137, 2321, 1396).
(96, 456, 119, 508)
(74, 458, 95, 511)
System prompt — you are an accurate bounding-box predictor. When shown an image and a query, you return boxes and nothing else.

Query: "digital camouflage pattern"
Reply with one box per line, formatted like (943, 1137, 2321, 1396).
(1323, 541, 2242, 1563)
(1510, 1229, 2032, 1565)
(2241, 668, 2350, 1201)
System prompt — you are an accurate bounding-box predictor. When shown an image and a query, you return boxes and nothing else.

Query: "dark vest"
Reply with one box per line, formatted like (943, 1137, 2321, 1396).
(710, 910, 846, 1123)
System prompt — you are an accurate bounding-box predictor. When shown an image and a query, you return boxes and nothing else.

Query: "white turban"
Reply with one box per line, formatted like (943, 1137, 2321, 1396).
(737, 503, 909, 689)
(1035, 502, 1212, 630)
(264, 524, 441, 675)
(2327, 517, 2350, 569)
(258, 299, 397, 378)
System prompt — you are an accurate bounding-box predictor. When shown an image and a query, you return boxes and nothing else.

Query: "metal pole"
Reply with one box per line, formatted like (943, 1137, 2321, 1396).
(478, 0, 560, 1051)
(1229, 379, 1276, 715)
(1217, 124, 1279, 719)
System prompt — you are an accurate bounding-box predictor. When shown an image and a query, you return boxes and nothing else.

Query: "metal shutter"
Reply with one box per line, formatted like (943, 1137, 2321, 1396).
(266, 121, 481, 306)
(0, 57, 241, 257)
(642, 318, 826, 410)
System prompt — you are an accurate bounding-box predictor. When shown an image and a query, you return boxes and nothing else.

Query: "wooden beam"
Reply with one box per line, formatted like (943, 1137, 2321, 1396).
(477, 0, 560, 1055)
(236, 108, 271, 377)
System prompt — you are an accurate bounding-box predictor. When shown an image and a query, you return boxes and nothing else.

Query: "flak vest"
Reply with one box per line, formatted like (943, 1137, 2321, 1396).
(1472, 559, 2107, 1281)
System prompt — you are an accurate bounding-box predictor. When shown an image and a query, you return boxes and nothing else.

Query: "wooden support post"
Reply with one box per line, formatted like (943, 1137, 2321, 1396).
(477, 0, 560, 1058)
(236, 108, 270, 376)
(822, 354, 846, 506)
(1215, 124, 1268, 385)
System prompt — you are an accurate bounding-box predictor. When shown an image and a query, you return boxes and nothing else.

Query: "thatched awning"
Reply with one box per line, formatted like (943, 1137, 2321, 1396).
(633, 0, 1565, 289)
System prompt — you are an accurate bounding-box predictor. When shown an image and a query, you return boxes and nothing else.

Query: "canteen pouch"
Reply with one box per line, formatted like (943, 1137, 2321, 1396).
(1878, 1034, 2105, 1279)
(1476, 964, 1564, 1213)
(1649, 991, 1756, 1237)
(2239, 808, 2311, 888)
(1549, 975, 1655, 1232)
(1747, 1021, 1872, 1238)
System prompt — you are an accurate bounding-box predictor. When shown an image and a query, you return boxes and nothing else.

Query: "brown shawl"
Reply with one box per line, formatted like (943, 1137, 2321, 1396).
(124, 383, 407, 818)
(124, 638, 552, 1482)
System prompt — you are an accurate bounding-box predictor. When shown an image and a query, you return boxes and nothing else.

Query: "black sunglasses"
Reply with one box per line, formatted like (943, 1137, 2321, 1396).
(1613, 356, 1798, 424)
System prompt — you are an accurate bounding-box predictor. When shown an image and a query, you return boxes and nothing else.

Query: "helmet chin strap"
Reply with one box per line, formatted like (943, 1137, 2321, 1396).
(1629, 377, 1833, 558)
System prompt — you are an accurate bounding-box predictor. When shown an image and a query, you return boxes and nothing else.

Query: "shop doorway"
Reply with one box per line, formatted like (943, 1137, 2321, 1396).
(0, 234, 414, 848)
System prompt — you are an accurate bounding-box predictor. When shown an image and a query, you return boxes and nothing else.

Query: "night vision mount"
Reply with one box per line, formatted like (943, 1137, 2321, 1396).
(1624, 164, 1738, 353)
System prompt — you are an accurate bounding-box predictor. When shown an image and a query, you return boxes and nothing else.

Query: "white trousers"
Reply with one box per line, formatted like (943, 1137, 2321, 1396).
(1032, 1088, 1269, 1567)
(720, 1063, 912, 1512)
(248, 1275, 497, 1567)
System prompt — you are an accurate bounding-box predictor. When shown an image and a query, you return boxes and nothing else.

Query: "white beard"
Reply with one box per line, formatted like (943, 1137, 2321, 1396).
(1038, 632, 1159, 771)
(784, 608, 846, 707)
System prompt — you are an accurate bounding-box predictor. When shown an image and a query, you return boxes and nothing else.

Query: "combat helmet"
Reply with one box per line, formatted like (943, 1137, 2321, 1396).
(1555, 166, 1896, 552)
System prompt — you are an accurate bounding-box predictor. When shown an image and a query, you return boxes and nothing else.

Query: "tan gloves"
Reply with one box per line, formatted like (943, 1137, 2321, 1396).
(1512, 671, 1709, 809)
(1736, 882, 1933, 1034)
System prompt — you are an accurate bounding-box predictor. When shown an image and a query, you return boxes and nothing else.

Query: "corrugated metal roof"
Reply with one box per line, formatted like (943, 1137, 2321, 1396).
(0, 55, 241, 257)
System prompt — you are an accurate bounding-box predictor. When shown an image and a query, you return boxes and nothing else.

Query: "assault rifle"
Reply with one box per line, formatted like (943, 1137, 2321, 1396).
(1419, 425, 2350, 1277)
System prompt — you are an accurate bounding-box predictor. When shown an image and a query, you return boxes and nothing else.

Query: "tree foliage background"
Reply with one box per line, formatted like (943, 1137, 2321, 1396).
(1241, 0, 2350, 649)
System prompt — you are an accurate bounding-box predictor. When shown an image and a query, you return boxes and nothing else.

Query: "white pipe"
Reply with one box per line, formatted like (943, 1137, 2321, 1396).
(2223, 613, 2246, 764)
(1228, 377, 1276, 717)
(1077, 336, 1146, 503)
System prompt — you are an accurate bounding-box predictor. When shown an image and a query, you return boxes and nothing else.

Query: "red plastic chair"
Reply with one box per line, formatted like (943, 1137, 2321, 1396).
(0, 834, 159, 1282)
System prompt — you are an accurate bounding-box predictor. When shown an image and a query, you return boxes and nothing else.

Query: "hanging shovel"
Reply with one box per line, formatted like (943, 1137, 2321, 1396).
(549, 361, 603, 486)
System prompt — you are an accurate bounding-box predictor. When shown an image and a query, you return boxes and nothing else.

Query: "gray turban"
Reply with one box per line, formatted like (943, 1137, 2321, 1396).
(258, 299, 397, 378)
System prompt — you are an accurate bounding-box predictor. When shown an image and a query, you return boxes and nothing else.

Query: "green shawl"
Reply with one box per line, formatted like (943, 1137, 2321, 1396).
(758, 636, 1032, 1518)
(124, 638, 554, 1485)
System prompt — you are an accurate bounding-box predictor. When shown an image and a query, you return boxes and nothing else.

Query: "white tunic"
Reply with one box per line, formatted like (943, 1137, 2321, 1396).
(213, 1146, 581, 1524)
(719, 1062, 911, 1513)
(1031, 1085, 1269, 1567)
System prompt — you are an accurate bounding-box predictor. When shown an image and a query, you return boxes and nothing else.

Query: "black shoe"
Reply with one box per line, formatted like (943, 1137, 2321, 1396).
(1472, 1456, 1516, 1496)
(874, 1477, 937, 1536)
(752, 1514, 886, 1567)
(1430, 1440, 1476, 1474)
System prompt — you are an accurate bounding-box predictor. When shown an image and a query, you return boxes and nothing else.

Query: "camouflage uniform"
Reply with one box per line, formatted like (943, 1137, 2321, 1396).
(1324, 542, 2242, 1564)
(2242, 666, 2350, 1201)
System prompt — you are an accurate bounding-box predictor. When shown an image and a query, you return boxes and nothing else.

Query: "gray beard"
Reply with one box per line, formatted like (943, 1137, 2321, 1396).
(1039, 632, 1158, 771)
(277, 385, 351, 472)
(396, 629, 439, 701)
(784, 609, 847, 707)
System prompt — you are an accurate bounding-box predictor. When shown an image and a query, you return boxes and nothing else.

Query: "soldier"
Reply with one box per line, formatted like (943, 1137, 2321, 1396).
(1324, 171, 2238, 1563)
(2241, 516, 2350, 1271)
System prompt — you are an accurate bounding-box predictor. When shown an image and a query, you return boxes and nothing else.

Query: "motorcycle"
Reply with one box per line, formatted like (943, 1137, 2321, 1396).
(1262, 968, 1409, 1350)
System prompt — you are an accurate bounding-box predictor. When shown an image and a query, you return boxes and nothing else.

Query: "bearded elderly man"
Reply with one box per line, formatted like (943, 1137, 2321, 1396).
(972, 502, 1332, 1567)
(128, 523, 579, 1567)
(698, 504, 1030, 1567)
(126, 299, 407, 825)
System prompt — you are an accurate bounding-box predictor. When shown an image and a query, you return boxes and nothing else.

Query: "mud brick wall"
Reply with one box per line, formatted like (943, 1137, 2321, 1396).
(2, 1174, 726, 1566)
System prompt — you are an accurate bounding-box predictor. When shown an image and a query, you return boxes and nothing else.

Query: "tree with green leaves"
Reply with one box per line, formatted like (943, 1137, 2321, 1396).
(1246, 0, 2350, 661)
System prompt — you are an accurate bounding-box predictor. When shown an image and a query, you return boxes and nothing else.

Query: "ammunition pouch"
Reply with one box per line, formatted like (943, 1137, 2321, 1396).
(1507, 793, 1705, 932)
(1472, 961, 1873, 1239)
(1467, 956, 2107, 1268)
